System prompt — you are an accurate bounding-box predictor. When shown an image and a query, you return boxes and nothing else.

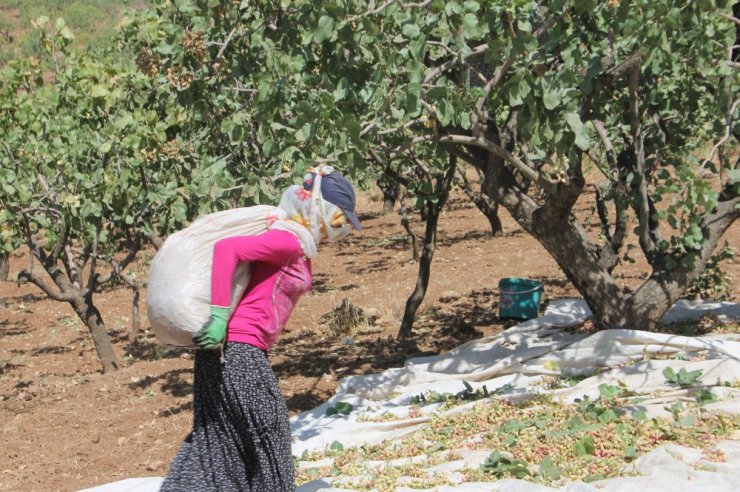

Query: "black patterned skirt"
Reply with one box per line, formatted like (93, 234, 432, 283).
(160, 343, 294, 492)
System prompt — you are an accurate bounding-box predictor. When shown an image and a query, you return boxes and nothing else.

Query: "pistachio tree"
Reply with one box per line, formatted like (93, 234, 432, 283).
(117, 0, 738, 335)
(277, 0, 739, 333)
(0, 18, 218, 371)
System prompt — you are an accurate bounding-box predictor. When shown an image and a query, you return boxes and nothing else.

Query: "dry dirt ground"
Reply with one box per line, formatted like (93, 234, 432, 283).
(1, 181, 738, 491)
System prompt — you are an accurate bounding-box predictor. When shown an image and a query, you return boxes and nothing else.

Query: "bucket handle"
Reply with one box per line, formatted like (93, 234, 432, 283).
(500, 284, 543, 295)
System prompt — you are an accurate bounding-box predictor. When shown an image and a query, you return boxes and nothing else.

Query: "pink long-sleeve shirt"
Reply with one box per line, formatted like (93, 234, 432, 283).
(211, 229, 312, 351)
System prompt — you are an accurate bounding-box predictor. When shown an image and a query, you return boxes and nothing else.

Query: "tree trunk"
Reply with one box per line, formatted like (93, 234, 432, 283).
(483, 202, 503, 237)
(128, 286, 141, 347)
(524, 194, 738, 331)
(478, 154, 504, 237)
(72, 298, 119, 372)
(397, 200, 442, 340)
(531, 214, 628, 326)
(0, 253, 8, 281)
(378, 179, 401, 215)
(455, 167, 503, 236)
(398, 189, 419, 260)
(398, 154, 457, 340)
(150, 230, 164, 251)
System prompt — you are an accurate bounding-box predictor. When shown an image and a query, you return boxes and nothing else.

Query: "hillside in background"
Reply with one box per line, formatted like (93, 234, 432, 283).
(0, 0, 149, 64)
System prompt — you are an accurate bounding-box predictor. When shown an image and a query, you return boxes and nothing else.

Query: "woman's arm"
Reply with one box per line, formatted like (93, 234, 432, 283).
(210, 229, 302, 307)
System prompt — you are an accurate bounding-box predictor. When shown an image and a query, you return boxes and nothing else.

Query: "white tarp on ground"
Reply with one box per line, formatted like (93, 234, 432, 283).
(80, 299, 740, 492)
(290, 299, 740, 457)
(297, 439, 740, 492)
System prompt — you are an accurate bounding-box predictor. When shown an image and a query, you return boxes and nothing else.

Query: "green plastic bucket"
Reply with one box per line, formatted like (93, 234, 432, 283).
(498, 278, 544, 320)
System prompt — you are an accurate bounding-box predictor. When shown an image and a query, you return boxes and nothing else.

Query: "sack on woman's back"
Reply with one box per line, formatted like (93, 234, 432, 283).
(146, 206, 275, 346)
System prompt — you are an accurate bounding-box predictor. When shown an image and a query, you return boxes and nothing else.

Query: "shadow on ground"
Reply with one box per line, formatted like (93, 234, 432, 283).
(272, 287, 526, 413)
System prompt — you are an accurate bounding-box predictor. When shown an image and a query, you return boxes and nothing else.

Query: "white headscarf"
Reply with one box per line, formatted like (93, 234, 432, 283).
(268, 165, 351, 257)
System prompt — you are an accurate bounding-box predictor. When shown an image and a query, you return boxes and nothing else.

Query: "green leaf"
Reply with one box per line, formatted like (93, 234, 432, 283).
(59, 26, 75, 40)
(333, 77, 349, 101)
(598, 383, 621, 399)
(328, 440, 344, 452)
(585, 474, 606, 483)
(502, 433, 516, 447)
(539, 456, 561, 480)
(624, 445, 638, 460)
(326, 401, 353, 416)
(597, 409, 618, 424)
(462, 13, 478, 36)
(574, 436, 595, 456)
(91, 85, 110, 99)
(543, 90, 561, 110)
(565, 112, 590, 150)
(481, 451, 530, 478)
(463, 1, 480, 12)
(402, 23, 420, 38)
(262, 139, 274, 157)
(696, 388, 717, 405)
(506, 74, 530, 106)
(100, 142, 112, 153)
(314, 15, 335, 43)
(171, 198, 187, 223)
(406, 82, 421, 116)
(438, 99, 454, 126)
(502, 419, 527, 433)
(333, 402, 354, 415)
(664, 367, 703, 387)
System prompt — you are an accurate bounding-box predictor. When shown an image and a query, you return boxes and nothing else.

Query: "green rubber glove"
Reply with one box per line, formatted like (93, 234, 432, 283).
(192, 306, 230, 350)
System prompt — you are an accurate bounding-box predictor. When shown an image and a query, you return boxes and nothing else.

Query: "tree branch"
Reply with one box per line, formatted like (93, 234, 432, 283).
(702, 99, 739, 170)
(423, 43, 489, 84)
(717, 12, 740, 26)
(85, 225, 101, 296)
(49, 221, 67, 265)
(377, 118, 427, 136)
(633, 195, 739, 305)
(472, 51, 516, 134)
(216, 27, 237, 60)
(472, 17, 555, 131)
(369, 149, 412, 188)
(97, 240, 141, 285)
(383, 132, 558, 188)
(362, 0, 431, 16)
(398, 190, 419, 260)
(17, 269, 78, 302)
(591, 119, 617, 169)
(63, 245, 81, 288)
(628, 63, 656, 261)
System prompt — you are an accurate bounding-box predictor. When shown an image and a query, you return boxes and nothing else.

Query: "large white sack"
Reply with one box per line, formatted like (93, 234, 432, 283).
(146, 206, 276, 346)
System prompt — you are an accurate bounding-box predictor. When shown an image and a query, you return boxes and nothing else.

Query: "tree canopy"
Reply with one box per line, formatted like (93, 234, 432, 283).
(120, 0, 738, 330)
(0, 1, 738, 370)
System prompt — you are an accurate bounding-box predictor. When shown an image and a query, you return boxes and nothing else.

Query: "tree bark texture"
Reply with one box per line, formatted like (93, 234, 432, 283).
(19, 244, 120, 372)
(456, 167, 503, 236)
(379, 179, 401, 215)
(398, 201, 441, 340)
(0, 253, 8, 281)
(398, 155, 457, 340)
(72, 297, 119, 373)
(128, 286, 141, 347)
